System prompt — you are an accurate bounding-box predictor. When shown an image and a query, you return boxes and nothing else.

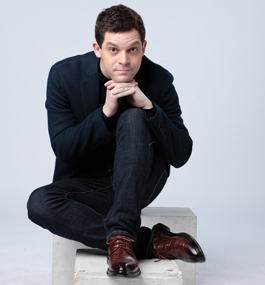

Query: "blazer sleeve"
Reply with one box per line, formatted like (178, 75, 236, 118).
(45, 64, 115, 165)
(145, 71, 193, 168)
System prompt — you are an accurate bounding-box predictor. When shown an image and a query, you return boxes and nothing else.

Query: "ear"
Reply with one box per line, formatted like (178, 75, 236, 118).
(93, 42, 101, 58)
(142, 40, 147, 56)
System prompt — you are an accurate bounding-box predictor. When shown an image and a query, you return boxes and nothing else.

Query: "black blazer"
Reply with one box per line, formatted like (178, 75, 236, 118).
(46, 51, 192, 182)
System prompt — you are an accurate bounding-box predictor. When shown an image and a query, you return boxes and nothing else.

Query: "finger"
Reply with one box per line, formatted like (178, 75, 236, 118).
(111, 86, 133, 95)
(130, 80, 138, 86)
(116, 82, 137, 87)
(105, 81, 117, 89)
(106, 82, 119, 90)
(111, 87, 136, 97)
(104, 80, 114, 86)
(106, 81, 137, 90)
(112, 82, 137, 90)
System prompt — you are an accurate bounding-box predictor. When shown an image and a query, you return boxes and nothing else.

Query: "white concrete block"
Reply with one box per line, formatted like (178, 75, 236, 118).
(141, 207, 197, 285)
(52, 207, 197, 285)
(74, 248, 183, 285)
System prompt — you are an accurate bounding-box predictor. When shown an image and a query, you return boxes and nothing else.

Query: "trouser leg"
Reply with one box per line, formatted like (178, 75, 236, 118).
(27, 163, 168, 259)
(105, 108, 169, 248)
(27, 108, 169, 259)
(27, 176, 114, 250)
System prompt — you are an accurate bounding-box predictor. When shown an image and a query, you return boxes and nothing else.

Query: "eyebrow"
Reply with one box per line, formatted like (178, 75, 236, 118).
(105, 41, 142, 48)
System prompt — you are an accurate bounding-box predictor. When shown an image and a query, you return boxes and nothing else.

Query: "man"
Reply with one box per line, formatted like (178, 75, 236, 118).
(27, 4, 205, 278)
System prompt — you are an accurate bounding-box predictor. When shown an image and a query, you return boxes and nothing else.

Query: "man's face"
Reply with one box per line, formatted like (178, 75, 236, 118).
(93, 29, 147, 83)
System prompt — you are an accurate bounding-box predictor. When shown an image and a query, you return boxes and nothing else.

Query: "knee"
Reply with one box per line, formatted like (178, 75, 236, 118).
(119, 108, 145, 123)
(27, 187, 47, 223)
(117, 108, 147, 134)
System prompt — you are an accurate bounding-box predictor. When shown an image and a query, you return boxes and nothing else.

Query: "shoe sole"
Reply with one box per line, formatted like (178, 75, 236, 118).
(153, 223, 206, 263)
(107, 268, 141, 278)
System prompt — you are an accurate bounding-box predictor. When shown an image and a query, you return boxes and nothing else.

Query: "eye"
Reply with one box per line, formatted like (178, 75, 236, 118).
(110, 48, 117, 53)
(130, 48, 137, 52)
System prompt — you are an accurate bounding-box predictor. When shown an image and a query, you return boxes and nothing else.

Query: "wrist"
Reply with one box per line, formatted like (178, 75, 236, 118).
(102, 105, 113, 118)
(142, 100, 153, 110)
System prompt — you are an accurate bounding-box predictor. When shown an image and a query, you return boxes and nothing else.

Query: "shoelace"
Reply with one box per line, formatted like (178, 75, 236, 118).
(153, 238, 172, 262)
(106, 236, 134, 251)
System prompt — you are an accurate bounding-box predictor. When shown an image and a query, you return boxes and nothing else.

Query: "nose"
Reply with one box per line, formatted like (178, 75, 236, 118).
(119, 51, 129, 65)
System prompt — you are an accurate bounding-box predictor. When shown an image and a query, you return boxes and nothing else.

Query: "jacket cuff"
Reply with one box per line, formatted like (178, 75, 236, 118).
(144, 104, 156, 118)
(101, 108, 118, 133)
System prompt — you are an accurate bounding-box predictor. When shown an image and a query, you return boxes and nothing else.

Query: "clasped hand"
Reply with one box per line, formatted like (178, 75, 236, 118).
(102, 80, 153, 118)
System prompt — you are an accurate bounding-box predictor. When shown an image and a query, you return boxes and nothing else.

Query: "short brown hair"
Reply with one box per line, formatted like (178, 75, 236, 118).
(95, 4, 146, 48)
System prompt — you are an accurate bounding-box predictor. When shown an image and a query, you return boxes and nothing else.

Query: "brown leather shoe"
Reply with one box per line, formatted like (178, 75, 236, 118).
(152, 223, 206, 263)
(106, 235, 141, 277)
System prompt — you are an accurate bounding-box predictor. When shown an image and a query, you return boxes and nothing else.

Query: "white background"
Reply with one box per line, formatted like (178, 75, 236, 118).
(1, 0, 264, 284)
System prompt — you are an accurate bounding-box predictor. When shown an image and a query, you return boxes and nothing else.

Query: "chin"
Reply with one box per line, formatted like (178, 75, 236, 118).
(114, 75, 134, 83)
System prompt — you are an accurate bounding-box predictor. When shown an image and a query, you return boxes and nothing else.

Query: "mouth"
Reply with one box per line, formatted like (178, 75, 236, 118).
(116, 69, 131, 73)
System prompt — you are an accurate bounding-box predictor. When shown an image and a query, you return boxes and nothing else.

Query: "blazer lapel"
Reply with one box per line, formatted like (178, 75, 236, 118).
(81, 52, 100, 117)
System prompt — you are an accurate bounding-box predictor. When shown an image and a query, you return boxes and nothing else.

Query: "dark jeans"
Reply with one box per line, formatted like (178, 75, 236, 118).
(27, 108, 169, 259)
